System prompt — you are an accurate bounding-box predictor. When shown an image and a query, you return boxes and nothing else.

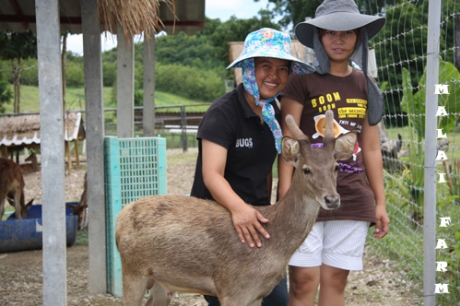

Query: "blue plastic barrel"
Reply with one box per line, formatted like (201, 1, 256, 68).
(0, 204, 78, 253)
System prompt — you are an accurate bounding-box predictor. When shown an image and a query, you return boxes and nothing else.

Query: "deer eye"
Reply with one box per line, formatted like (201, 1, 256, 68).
(302, 167, 311, 174)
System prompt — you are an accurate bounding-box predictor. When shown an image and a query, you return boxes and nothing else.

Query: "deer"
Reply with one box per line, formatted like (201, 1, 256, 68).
(66, 171, 88, 230)
(0, 157, 34, 220)
(116, 110, 358, 306)
(19, 153, 41, 174)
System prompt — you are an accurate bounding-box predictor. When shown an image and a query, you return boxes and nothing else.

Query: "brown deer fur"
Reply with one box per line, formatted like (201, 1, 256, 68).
(116, 111, 357, 306)
(0, 157, 33, 220)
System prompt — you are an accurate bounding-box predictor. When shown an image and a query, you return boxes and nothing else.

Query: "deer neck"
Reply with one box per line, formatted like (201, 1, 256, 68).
(267, 184, 320, 252)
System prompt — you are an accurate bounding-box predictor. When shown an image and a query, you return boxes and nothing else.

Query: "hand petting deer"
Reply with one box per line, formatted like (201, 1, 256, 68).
(0, 157, 33, 220)
(116, 111, 357, 306)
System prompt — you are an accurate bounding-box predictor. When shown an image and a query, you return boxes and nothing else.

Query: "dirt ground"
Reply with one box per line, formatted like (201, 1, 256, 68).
(0, 148, 422, 305)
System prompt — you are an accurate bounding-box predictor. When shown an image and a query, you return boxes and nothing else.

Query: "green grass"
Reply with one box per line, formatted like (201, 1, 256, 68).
(367, 160, 460, 304)
(4, 85, 210, 114)
(5, 85, 112, 113)
(75, 229, 89, 246)
(154, 91, 209, 110)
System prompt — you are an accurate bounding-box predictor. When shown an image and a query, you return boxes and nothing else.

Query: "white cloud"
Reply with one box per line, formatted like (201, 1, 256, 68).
(206, 0, 270, 20)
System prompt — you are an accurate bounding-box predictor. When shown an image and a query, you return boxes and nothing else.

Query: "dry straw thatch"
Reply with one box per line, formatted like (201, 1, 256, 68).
(0, 112, 85, 148)
(98, 0, 176, 45)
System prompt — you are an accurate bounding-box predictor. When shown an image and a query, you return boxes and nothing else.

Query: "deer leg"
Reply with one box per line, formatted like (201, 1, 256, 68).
(12, 189, 23, 219)
(122, 270, 149, 306)
(144, 281, 171, 306)
(0, 200, 4, 220)
(0, 190, 7, 220)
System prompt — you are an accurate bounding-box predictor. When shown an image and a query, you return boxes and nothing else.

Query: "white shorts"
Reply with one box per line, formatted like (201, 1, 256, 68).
(289, 220, 370, 271)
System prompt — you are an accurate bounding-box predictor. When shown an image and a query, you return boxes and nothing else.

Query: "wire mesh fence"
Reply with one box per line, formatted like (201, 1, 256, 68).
(365, 1, 459, 305)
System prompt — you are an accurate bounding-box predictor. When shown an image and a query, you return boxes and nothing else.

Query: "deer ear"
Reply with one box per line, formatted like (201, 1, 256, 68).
(25, 198, 34, 209)
(334, 132, 357, 161)
(281, 137, 300, 166)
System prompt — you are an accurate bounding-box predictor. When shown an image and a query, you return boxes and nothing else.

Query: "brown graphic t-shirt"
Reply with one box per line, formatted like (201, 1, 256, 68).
(280, 69, 376, 223)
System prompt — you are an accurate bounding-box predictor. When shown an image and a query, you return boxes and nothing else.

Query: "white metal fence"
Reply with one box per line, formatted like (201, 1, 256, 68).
(366, 1, 459, 305)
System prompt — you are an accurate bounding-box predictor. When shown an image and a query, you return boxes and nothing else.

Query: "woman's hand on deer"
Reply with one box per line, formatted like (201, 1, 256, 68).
(231, 204, 270, 248)
(201, 140, 271, 247)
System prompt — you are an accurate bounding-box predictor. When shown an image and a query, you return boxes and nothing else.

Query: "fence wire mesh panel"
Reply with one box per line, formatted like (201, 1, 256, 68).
(368, 0, 459, 305)
(104, 136, 167, 297)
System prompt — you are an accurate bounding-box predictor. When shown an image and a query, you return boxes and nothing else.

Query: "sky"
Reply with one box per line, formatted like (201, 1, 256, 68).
(66, 0, 272, 55)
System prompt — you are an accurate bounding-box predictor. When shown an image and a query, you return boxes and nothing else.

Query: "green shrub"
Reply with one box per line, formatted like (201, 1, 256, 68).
(155, 63, 225, 102)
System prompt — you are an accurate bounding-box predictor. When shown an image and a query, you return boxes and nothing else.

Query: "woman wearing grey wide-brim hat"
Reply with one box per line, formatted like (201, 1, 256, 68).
(278, 0, 390, 305)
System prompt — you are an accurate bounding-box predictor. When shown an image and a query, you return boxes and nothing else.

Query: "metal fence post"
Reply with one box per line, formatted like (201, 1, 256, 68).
(180, 105, 188, 152)
(424, 1, 442, 305)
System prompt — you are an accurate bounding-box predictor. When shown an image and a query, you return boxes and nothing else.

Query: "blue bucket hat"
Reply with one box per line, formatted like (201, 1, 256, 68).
(227, 28, 314, 74)
(227, 28, 314, 153)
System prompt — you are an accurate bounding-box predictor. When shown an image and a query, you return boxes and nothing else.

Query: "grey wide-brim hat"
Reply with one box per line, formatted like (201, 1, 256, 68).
(295, 0, 385, 48)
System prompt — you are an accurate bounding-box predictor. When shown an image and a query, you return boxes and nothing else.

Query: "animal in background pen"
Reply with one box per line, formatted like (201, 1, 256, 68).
(0, 157, 33, 220)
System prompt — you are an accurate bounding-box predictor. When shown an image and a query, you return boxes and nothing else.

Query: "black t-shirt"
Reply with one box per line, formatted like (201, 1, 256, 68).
(190, 84, 278, 206)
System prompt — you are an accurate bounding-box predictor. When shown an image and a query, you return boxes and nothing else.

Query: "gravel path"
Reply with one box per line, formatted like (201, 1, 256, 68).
(0, 149, 421, 305)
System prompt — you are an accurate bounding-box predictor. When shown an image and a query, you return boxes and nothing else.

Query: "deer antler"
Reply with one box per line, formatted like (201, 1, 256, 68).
(324, 110, 334, 139)
(285, 115, 308, 141)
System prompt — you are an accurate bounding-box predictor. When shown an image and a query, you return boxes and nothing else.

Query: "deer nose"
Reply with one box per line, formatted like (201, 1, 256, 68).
(324, 196, 340, 210)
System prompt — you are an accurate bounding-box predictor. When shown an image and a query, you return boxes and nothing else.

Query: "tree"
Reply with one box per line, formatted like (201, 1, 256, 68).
(0, 71, 12, 113)
(0, 30, 37, 113)
(254, 0, 399, 31)
(205, 11, 281, 69)
(254, 0, 322, 30)
(376, 0, 456, 126)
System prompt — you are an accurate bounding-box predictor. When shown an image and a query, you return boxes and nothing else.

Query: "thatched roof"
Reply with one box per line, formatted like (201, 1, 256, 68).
(98, 0, 174, 43)
(0, 0, 205, 38)
(0, 112, 85, 147)
(228, 40, 311, 85)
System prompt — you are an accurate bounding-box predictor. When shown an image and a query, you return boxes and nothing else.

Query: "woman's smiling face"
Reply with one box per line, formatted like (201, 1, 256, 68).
(319, 29, 358, 64)
(254, 57, 290, 100)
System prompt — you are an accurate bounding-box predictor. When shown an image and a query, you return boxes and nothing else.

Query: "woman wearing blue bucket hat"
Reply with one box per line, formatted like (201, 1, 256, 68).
(278, 0, 390, 305)
(190, 28, 313, 306)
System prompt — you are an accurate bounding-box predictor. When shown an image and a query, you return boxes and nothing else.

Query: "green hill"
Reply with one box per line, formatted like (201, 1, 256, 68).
(4, 85, 210, 114)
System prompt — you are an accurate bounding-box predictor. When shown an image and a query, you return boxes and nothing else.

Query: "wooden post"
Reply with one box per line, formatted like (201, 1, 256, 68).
(74, 139, 80, 166)
(65, 141, 72, 170)
(81, 0, 107, 293)
(0, 146, 8, 157)
(36, 0, 67, 304)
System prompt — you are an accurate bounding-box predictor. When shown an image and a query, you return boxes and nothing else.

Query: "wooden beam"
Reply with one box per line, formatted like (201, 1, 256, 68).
(0, 14, 204, 27)
(74, 139, 80, 166)
(65, 141, 72, 170)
